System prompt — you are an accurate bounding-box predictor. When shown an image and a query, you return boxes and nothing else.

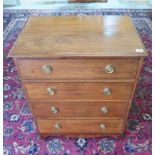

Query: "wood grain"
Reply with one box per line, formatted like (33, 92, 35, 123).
(17, 58, 139, 80)
(9, 16, 147, 137)
(24, 82, 134, 101)
(37, 119, 124, 134)
(10, 16, 147, 58)
(31, 101, 128, 118)
(122, 57, 145, 129)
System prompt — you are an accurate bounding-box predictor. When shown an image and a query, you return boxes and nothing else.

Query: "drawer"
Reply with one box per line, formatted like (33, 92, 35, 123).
(31, 101, 128, 118)
(17, 58, 139, 80)
(37, 119, 124, 134)
(25, 82, 134, 100)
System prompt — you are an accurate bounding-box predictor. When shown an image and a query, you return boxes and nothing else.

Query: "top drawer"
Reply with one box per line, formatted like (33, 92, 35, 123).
(16, 58, 139, 80)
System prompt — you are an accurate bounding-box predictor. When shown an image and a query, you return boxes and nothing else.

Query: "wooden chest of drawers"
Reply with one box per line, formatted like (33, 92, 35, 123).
(9, 16, 147, 138)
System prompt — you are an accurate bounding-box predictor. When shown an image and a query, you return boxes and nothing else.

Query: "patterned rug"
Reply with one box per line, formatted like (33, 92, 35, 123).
(3, 9, 152, 155)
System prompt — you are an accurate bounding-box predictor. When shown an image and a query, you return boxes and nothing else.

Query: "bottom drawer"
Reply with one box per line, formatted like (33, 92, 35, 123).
(37, 119, 124, 134)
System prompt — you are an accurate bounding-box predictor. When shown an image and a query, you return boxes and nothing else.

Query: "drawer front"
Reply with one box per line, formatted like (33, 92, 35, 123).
(31, 101, 128, 118)
(17, 58, 139, 80)
(37, 119, 124, 134)
(25, 82, 134, 100)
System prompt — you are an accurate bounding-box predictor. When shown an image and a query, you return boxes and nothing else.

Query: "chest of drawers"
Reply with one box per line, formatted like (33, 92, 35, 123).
(9, 16, 147, 138)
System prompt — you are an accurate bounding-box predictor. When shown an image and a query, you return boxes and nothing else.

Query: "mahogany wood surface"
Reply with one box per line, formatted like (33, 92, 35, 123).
(10, 16, 147, 58)
(122, 57, 145, 129)
(37, 119, 124, 134)
(24, 82, 134, 101)
(17, 58, 139, 80)
(31, 101, 128, 118)
(10, 16, 148, 137)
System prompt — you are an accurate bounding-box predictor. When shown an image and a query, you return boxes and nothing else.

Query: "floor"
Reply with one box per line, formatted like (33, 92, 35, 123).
(4, 0, 152, 9)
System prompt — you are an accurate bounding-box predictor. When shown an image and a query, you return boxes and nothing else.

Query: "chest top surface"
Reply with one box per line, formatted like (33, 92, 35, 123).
(10, 16, 147, 58)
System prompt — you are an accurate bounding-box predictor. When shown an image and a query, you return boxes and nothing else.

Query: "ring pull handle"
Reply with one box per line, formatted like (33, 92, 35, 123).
(100, 107, 108, 113)
(47, 87, 56, 95)
(103, 88, 112, 95)
(42, 65, 52, 74)
(54, 123, 62, 129)
(100, 124, 107, 129)
(105, 64, 115, 73)
(51, 107, 59, 113)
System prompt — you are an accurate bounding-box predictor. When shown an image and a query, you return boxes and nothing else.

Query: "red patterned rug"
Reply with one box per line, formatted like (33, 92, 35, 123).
(3, 9, 152, 155)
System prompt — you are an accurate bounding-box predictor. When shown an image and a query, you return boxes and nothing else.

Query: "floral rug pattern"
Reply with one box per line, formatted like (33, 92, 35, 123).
(3, 9, 152, 155)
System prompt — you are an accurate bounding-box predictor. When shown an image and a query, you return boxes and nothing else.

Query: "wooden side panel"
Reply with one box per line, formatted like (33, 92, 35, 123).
(122, 57, 145, 129)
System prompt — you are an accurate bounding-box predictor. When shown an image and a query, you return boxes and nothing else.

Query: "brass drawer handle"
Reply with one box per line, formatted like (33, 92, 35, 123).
(100, 124, 106, 129)
(105, 64, 115, 73)
(103, 88, 112, 95)
(51, 107, 59, 113)
(54, 123, 62, 129)
(100, 107, 108, 113)
(47, 87, 56, 95)
(42, 65, 52, 74)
